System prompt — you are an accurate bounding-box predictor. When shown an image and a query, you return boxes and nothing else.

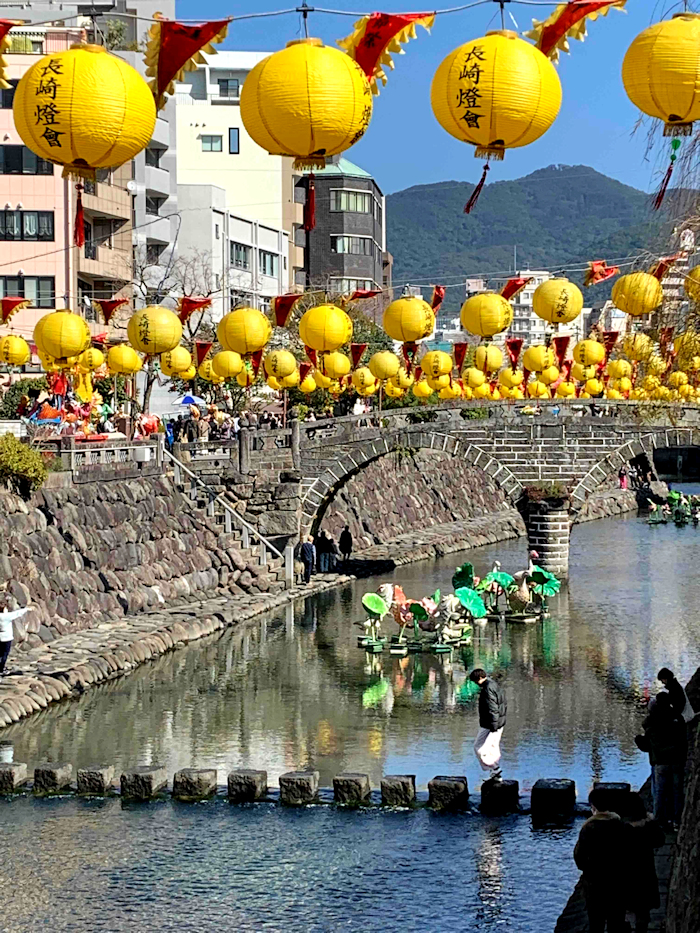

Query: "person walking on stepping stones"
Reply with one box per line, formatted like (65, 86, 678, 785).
(0, 592, 29, 676)
(470, 668, 507, 782)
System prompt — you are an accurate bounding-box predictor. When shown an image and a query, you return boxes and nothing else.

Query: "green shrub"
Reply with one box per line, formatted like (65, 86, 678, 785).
(0, 434, 48, 497)
(0, 376, 47, 419)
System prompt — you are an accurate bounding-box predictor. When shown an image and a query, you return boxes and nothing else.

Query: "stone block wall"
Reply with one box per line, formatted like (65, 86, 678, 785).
(318, 450, 512, 548)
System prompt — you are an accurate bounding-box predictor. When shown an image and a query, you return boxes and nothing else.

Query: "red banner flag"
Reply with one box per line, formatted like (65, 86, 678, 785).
(506, 337, 524, 369)
(552, 334, 570, 369)
(178, 296, 212, 325)
(453, 342, 468, 372)
(527, 1, 626, 62)
(431, 285, 446, 312)
(145, 16, 230, 110)
(349, 289, 382, 303)
(0, 296, 30, 325)
(303, 174, 316, 232)
(305, 347, 318, 367)
(414, 366, 422, 382)
(650, 254, 682, 281)
(91, 332, 108, 345)
(195, 341, 213, 366)
(338, 12, 435, 94)
(583, 259, 620, 287)
(92, 297, 129, 325)
(299, 361, 312, 383)
(602, 331, 619, 359)
(562, 359, 573, 381)
(0, 21, 20, 91)
(250, 349, 264, 378)
(350, 343, 367, 369)
(271, 294, 300, 328)
(500, 277, 533, 301)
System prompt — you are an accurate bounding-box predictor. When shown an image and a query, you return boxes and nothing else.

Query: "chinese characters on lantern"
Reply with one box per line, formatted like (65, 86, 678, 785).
(555, 288, 570, 320)
(349, 80, 373, 147)
(35, 59, 64, 148)
(457, 44, 485, 129)
(138, 317, 151, 348)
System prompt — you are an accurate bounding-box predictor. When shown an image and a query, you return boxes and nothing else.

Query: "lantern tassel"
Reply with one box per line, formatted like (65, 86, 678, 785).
(464, 164, 489, 215)
(303, 173, 316, 232)
(73, 184, 85, 248)
(652, 140, 680, 212)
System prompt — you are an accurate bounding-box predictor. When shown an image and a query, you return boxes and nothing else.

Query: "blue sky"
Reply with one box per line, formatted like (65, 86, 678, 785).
(177, 0, 676, 195)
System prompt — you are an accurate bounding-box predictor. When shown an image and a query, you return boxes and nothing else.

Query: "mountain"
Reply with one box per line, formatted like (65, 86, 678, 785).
(386, 164, 673, 310)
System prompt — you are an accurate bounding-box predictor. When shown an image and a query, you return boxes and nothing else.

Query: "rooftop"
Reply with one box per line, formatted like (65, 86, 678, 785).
(306, 158, 373, 179)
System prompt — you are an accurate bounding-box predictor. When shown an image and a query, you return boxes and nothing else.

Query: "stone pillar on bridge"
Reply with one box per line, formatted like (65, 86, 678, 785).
(522, 498, 571, 578)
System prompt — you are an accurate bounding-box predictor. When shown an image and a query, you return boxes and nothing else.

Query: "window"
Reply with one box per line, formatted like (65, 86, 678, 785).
(330, 189, 372, 213)
(0, 276, 54, 308)
(215, 224, 220, 240)
(218, 78, 239, 98)
(0, 145, 53, 175)
(84, 221, 96, 260)
(229, 128, 240, 154)
(231, 242, 251, 270)
(331, 277, 375, 292)
(0, 211, 53, 241)
(145, 148, 164, 168)
(146, 196, 164, 216)
(330, 235, 373, 256)
(259, 250, 278, 277)
(0, 80, 17, 109)
(147, 243, 166, 264)
(201, 135, 222, 152)
(31, 40, 43, 53)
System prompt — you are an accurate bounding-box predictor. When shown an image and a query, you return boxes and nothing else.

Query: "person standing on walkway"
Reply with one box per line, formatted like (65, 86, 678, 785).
(640, 691, 687, 829)
(300, 536, 315, 585)
(657, 667, 694, 723)
(0, 596, 29, 676)
(339, 525, 353, 563)
(316, 531, 330, 573)
(469, 668, 507, 781)
(573, 787, 632, 933)
(624, 792, 665, 933)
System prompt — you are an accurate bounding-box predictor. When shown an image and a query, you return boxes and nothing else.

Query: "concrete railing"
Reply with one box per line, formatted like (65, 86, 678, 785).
(34, 436, 164, 472)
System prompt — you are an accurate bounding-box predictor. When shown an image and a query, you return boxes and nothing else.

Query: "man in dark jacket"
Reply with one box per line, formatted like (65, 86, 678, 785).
(469, 668, 507, 781)
(299, 536, 315, 584)
(574, 787, 632, 933)
(642, 691, 687, 827)
(657, 667, 690, 721)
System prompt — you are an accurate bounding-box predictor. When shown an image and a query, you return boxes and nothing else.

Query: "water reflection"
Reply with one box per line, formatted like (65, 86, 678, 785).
(5, 509, 700, 794)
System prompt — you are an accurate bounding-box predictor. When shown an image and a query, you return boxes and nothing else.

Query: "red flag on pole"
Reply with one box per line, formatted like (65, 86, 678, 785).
(528, 1, 626, 62)
(552, 334, 570, 369)
(272, 294, 300, 327)
(414, 366, 423, 382)
(431, 285, 446, 312)
(73, 184, 85, 247)
(250, 349, 264, 377)
(299, 361, 312, 383)
(454, 342, 468, 372)
(338, 12, 435, 93)
(195, 341, 213, 366)
(500, 277, 533, 301)
(92, 297, 129, 325)
(305, 347, 318, 367)
(0, 297, 30, 325)
(178, 296, 212, 324)
(349, 289, 382, 303)
(402, 341, 419, 371)
(350, 343, 367, 369)
(602, 331, 619, 359)
(145, 16, 230, 110)
(506, 337, 524, 369)
(583, 259, 620, 287)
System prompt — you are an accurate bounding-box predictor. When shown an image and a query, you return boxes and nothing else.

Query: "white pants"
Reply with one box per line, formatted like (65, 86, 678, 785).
(474, 727, 503, 774)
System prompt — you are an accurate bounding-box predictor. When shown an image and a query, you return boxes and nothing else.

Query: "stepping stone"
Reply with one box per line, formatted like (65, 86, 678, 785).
(77, 765, 115, 795)
(172, 768, 217, 800)
(381, 774, 416, 807)
(592, 781, 631, 817)
(120, 765, 167, 799)
(227, 769, 268, 803)
(34, 762, 73, 794)
(481, 778, 519, 815)
(531, 778, 576, 822)
(428, 775, 470, 811)
(279, 770, 319, 805)
(0, 762, 27, 793)
(333, 772, 371, 805)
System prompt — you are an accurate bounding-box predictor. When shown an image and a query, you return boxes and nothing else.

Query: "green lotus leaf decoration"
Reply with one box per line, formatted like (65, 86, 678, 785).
(431, 589, 440, 605)
(477, 570, 515, 591)
(454, 586, 488, 619)
(362, 593, 388, 618)
(452, 561, 474, 591)
(530, 565, 561, 596)
(408, 602, 429, 622)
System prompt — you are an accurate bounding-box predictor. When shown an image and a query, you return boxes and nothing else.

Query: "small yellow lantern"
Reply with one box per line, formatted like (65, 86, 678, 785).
(556, 381, 576, 398)
(421, 350, 453, 378)
(35, 310, 91, 361)
(351, 367, 377, 391)
(299, 304, 352, 352)
(539, 365, 560, 386)
(679, 383, 695, 399)
(198, 359, 217, 382)
(383, 297, 435, 343)
(573, 339, 605, 367)
(160, 346, 192, 376)
(630, 388, 646, 400)
(684, 266, 700, 301)
(499, 368, 524, 388)
(236, 369, 255, 388)
(107, 345, 141, 375)
(617, 376, 633, 393)
(267, 376, 282, 391)
(180, 365, 196, 381)
(264, 349, 297, 380)
(391, 367, 414, 390)
(128, 306, 182, 355)
(299, 374, 317, 394)
(643, 375, 661, 392)
(368, 351, 401, 381)
(624, 332, 654, 362)
(386, 381, 404, 399)
(319, 351, 351, 379)
(240, 38, 372, 169)
(412, 380, 433, 398)
(646, 356, 666, 376)
(281, 368, 300, 388)
(606, 388, 623, 400)
(463, 384, 475, 400)
(655, 385, 671, 401)
(522, 344, 554, 372)
(77, 347, 104, 372)
(427, 373, 451, 391)
(584, 378, 604, 396)
(510, 387, 525, 400)
(473, 383, 492, 400)
(313, 369, 332, 389)
(669, 371, 689, 388)
(212, 351, 244, 379)
(461, 293, 512, 337)
(607, 359, 632, 379)
(612, 272, 663, 317)
(571, 362, 596, 382)
(475, 344, 503, 373)
(0, 335, 29, 365)
(463, 366, 486, 389)
(532, 278, 583, 325)
(218, 307, 271, 356)
(527, 380, 550, 399)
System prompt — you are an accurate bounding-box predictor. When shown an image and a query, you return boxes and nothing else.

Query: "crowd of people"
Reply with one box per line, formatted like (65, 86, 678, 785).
(297, 526, 353, 583)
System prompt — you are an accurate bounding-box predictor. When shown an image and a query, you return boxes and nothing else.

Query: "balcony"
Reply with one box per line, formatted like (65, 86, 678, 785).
(77, 244, 130, 281)
(144, 214, 172, 244)
(150, 117, 170, 148)
(144, 164, 170, 198)
(82, 183, 131, 222)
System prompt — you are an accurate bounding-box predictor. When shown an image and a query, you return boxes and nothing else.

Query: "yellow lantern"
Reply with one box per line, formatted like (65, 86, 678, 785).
(499, 368, 524, 388)
(573, 339, 605, 367)
(13, 45, 155, 179)
(475, 344, 503, 373)
(107, 345, 141, 375)
(299, 374, 317, 394)
(267, 376, 282, 391)
(391, 367, 414, 389)
(510, 387, 525, 400)
(128, 306, 182, 355)
(655, 385, 671, 401)
(607, 358, 632, 379)
(571, 362, 596, 382)
(584, 378, 604, 396)
(319, 351, 351, 379)
(522, 345, 554, 372)
(368, 351, 401, 381)
(606, 388, 623, 400)
(499, 385, 511, 399)
(684, 266, 700, 301)
(624, 332, 654, 362)
(462, 384, 474, 400)
(38, 350, 60, 372)
(427, 373, 451, 391)
(617, 376, 633, 393)
(464, 366, 486, 389)
(491, 387, 502, 401)
(612, 272, 663, 317)
(669, 371, 689, 388)
(539, 365, 560, 386)
(236, 369, 254, 388)
(352, 367, 377, 391)
(313, 369, 332, 389)
(198, 359, 216, 382)
(622, 14, 700, 137)
(421, 349, 453, 378)
(299, 304, 352, 352)
(263, 349, 296, 380)
(461, 293, 512, 337)
(240, 38, 372, 169)
(180, 365, 196, 381)
(527, 380, 550, 399)
(646, 356, 665, 376)
(679, 383, 695, 399)
(0, 335, 29, 365)
(77, 347, 104, 372)
(383, 297, 434, 342)
(212, 351, 244, 379)
(630, 388, 646, 400)
(556, 381, 576, 398)
(358, 381, 378, 397)
(532, 278, 583, 325)
(35, 310, 90, 361)
(385, 381, 404, 399)
(281, 368, 300, 388)
(431, 31, 561, 161)
(160, 346, 192, 376)
(412, 380, 433, 399)
(218, 307, 271, 356)
(473, 383, 492, 400)
(644, 375, 661, 392)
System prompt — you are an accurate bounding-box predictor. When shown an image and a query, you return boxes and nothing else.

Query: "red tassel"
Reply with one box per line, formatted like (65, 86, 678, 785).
(303, 173, 316, 231)
(73, 184, 85, 247)
(464, 164, 489, 214)
(653, 161, 674, 211)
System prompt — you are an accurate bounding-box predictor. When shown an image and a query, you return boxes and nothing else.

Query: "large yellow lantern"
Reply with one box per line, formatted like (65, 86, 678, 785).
(421, 350, 453, 378)
(107, 345, 141, 375)
(527, 380, 550, 399)
(299, 304, 352, 352)
(571, 362, 595, 382)
(160, 346, 191, 376)
(584, 378, 604, 396)
(539, 365, 560, 386)
(573, 339, 605, 368)
(461, 293, 512, 337)
(391, 367, 414, 390)
(368, 351, 401, 381)
(624, 332, 654, 362)
(212, 351, 243, 379)
(352, 367, 377, 391)
(522, 344, 554, 372)
(499, 368, 524, 388)
(383, 297, 434, 343)
(218, 308, 271, 356)
(77, 347, 104, 372)
(532, 278, 583, 325)
(34, 310, 90, 361)
(612, 272, 663, 317)
(128, 306, 182, 355)
(13, 45, 155, 178)
(685, 266, 700, 301)
(607, 359, 632, 379)
(240, 38, 371, 169)
(0, 335, 29, 365)
(431, 31, 561, 161)
(622, 14, 700, 137)
(464, 366, 486, 389)
(475, 344, 503, 373)
(264, 349, 296, 380)
(412, 380, 433, 399)
(319, 351, 351, 379)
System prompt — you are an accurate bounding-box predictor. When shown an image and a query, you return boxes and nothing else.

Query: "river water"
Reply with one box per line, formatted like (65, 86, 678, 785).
(1, 504, 699, 932)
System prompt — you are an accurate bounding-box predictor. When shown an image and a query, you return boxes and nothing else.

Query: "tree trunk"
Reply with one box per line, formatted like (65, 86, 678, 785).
(141, 361, 156, 414)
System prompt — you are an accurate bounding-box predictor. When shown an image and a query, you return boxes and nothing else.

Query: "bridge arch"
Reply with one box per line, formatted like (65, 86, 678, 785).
(299, 428, 522, 537)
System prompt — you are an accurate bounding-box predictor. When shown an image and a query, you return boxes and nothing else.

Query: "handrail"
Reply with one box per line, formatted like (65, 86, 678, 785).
(163, 447, 284, 560)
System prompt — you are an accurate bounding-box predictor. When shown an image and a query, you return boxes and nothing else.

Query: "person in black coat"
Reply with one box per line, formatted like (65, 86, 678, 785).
(299, 536, 315, 584)
(640, 691, 687, 828)
(657, 667, 690, 721)
(624, 793, 665, 933)
(339, 525, 352, 562)
(469, 668, 507, 781)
